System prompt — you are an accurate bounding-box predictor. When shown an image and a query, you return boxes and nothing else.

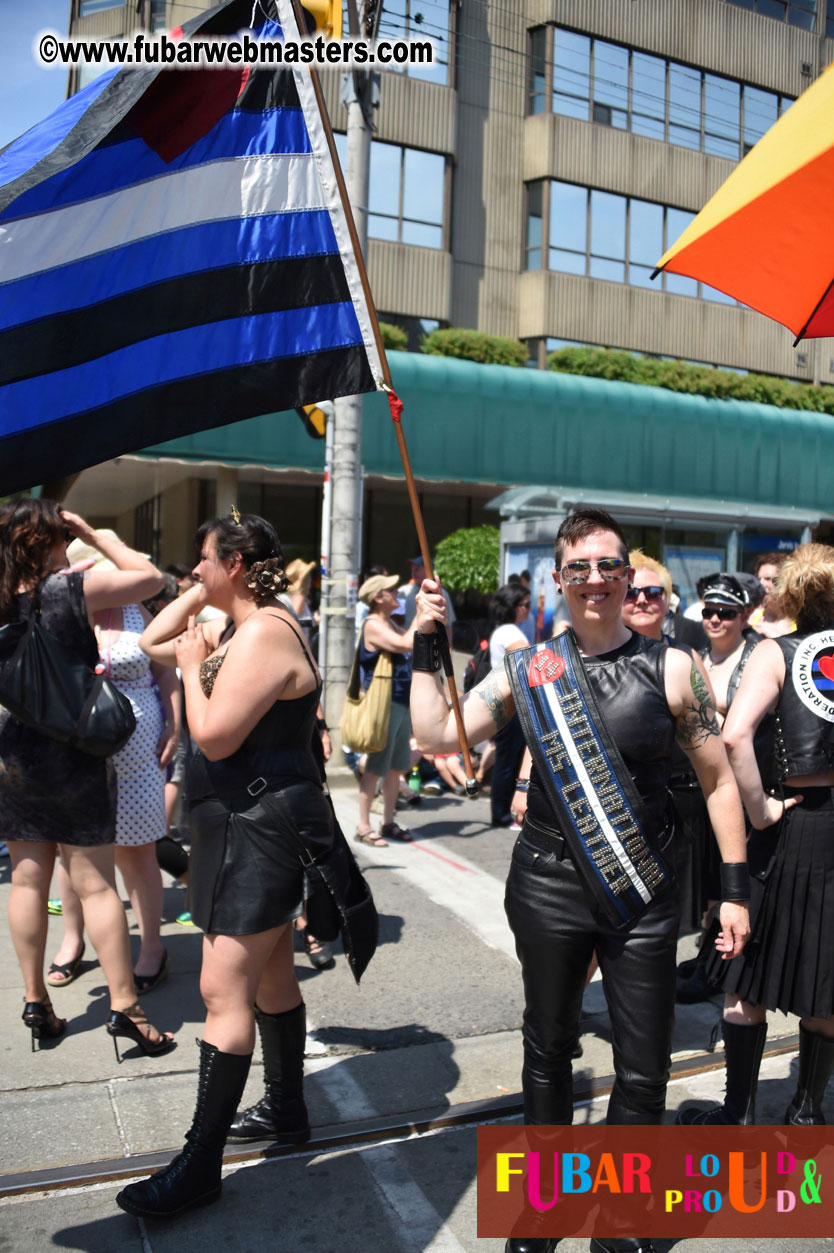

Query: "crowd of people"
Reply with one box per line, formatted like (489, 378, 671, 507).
(1, 497, 832, 1249)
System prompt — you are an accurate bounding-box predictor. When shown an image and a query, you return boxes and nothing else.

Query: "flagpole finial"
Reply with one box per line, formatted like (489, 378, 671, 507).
(229, 504, 241, 524)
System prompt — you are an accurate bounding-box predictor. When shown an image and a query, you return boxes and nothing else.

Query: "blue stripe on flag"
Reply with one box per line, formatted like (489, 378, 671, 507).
(0, 211, 338, 331)
(2, 302, 363, 430)
(3, 107, 312, 221)
(0, 71, 118, 186)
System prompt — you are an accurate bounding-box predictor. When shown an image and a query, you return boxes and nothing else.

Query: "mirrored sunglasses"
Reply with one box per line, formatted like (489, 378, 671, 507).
(701, 605, 741, 622)
(560, 558, 627, 585)
(625, 585, 665, 602)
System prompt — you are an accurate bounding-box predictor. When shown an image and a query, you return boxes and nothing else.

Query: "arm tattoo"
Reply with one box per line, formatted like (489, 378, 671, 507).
(675, 660, 721, 749)
(476, 667, 514, 731)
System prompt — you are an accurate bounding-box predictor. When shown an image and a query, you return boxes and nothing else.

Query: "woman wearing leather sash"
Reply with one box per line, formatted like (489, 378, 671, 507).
(118, 511, 333, 1219)
(679, 543, 834, 1127)
(411, 508, 750, 1253)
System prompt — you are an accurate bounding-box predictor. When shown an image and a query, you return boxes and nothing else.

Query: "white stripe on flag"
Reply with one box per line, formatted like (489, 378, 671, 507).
(279, 0, 384, 387)
(0, 152, 327, 285)
(535, 645, 651, 904)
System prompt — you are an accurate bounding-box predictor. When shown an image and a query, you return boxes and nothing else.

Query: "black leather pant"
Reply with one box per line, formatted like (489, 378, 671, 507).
(505, 827, 679, 1126)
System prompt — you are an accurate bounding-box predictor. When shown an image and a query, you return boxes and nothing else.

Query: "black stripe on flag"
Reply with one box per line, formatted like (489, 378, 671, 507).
(0, 345, 375, 496)
(0, 254, 353, 387)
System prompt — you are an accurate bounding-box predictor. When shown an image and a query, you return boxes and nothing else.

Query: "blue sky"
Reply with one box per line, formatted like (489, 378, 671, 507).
(0, 1, 73, 149)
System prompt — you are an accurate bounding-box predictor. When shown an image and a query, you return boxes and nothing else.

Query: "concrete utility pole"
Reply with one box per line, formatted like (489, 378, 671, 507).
(322, 0, 380, 735)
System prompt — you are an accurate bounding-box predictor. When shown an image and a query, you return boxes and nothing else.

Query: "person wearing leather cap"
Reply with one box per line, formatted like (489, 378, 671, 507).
(411, 507, 750, 1253)
(679, 544, 834, 1127)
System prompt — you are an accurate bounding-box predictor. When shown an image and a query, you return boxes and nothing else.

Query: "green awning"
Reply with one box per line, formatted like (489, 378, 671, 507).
(138, 351, 834, 516)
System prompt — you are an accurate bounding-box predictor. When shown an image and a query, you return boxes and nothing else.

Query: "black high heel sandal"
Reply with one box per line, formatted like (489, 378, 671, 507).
(106, 1002, 175, 1063)
(22, 996, 67, 1052)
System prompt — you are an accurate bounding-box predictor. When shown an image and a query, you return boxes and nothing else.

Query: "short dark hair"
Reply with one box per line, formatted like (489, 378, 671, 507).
(554, 507, 628, 568)
(489, 582, 530, 630)
(754, 551, 788, 575)
(165, 562, 193, 579)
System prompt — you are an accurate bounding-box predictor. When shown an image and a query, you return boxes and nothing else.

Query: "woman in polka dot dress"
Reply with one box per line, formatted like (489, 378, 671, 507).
(49, 600, 181, 993)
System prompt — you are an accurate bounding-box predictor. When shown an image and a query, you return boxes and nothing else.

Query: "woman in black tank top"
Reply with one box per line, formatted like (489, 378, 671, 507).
(679, 543, 834, 1128)
(121, 512, 332, 1221)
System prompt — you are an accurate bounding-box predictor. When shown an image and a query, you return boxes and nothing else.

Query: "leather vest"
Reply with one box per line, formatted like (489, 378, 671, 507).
(773, 632, 834, 781)
(700, 629, 776, 789)
(527, 632, 674, 839)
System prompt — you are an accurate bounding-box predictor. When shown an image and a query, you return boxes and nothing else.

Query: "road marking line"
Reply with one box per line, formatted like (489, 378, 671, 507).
(313, 1062, 466, 1252)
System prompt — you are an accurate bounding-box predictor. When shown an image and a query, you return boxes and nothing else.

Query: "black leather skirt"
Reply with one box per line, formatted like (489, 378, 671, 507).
(187, 777, 334, 936)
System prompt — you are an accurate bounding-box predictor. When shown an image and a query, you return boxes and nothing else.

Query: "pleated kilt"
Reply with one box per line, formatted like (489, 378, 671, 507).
(721, 786, 834, 1019)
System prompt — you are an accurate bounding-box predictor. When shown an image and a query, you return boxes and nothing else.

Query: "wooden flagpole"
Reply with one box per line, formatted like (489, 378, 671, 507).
(288, 0, 478, 792)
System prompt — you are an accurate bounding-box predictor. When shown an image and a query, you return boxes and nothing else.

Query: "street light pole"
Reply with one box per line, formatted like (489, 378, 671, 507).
(322, 0, 378, 736)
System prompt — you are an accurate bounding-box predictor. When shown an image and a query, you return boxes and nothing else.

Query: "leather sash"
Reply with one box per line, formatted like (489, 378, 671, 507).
(505, 630, 672, 929)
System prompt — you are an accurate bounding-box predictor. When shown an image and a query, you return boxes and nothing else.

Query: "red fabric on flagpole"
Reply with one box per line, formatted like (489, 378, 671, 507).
(386, 389, 404, 424)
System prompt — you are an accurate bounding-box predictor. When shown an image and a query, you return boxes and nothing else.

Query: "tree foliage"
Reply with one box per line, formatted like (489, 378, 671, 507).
(379, 321, 408, 352)
(434, 525, 501, 596)
(422, 327, 528, 368)
(547, 346, 834, 415)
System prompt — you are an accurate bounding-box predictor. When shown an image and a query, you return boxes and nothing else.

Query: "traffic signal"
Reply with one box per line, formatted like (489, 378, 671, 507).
(295, 400, 334, 438)
(299, 1, 343, 40)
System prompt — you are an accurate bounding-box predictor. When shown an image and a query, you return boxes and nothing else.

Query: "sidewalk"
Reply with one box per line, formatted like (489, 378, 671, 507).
(0, 784, 821, 1251)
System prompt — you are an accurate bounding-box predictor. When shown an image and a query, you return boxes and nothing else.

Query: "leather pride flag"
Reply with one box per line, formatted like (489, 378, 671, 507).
(0, 0, 382, 495)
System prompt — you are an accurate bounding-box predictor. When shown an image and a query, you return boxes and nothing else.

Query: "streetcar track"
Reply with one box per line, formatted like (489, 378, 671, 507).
(0, 1034, 799, 1200)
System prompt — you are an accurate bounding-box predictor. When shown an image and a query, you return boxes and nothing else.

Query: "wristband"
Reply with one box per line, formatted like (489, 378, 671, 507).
(412, 630, 442, 673)
(316, 717, 329, 733)
(515, 779, 530, 793)
(719, 862, 750, 902)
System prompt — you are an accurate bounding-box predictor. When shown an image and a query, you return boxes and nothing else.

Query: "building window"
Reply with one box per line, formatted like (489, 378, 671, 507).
(725, 0, 819, 31)
(379, 313, 443, 351)
(377, 0, 450, 85)
(530, 26, 792, 158)
(529, 179, 737, 305)
(150, 0, 166, 33)
(79, 0, 126, 13)
(334, 134, 446, 249)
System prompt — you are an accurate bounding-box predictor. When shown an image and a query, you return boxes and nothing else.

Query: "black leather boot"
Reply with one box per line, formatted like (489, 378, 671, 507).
(589, 1240, 657, 1253)
(504, 1238, 558, 1253)
(116, 1040, 251, 1218)
(678, 1020, 767, 1125)
(785, 1022, 834, 1125)
(227, 1002, 310, 1143)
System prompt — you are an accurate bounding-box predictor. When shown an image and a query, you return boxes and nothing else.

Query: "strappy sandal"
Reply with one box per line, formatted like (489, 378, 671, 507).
(380, 821, 413, 843)
(46, 942, 86, 988)
(106, 1001, 175, 1062)
(354, 826, 388, 847)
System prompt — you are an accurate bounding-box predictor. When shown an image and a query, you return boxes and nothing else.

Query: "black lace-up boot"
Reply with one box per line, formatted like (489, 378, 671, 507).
(116, 1040, 251, 1218)
(227, 1002, 310, 1143)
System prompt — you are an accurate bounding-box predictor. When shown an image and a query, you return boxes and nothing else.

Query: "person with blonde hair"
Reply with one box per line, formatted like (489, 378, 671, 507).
(749, 550, 795, 638)
(679, 543, 834, 1126)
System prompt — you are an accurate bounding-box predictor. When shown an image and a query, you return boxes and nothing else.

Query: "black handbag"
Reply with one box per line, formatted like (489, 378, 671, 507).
(0, 586, 136, 758)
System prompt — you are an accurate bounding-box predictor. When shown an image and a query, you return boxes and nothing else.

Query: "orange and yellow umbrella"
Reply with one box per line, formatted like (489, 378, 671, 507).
(654, 63, 834, 343)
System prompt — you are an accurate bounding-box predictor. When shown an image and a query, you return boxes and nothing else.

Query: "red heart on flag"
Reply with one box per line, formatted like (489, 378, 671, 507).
(818, 655, 834, 682)
(528, 652, 566, 686)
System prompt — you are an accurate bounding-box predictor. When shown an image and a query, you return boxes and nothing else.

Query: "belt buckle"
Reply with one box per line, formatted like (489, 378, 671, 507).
(247, 776, 267, 797)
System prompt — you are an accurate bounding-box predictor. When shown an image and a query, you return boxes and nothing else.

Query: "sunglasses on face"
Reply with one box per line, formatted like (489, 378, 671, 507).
(625, 585, 665, 602)
(701, 605, 741, 622)
(560, 558, 627, 585)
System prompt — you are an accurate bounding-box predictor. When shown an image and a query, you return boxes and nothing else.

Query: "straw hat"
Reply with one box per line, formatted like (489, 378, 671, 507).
(285, 558, 317, 595)
(66, 529, 149, 573)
